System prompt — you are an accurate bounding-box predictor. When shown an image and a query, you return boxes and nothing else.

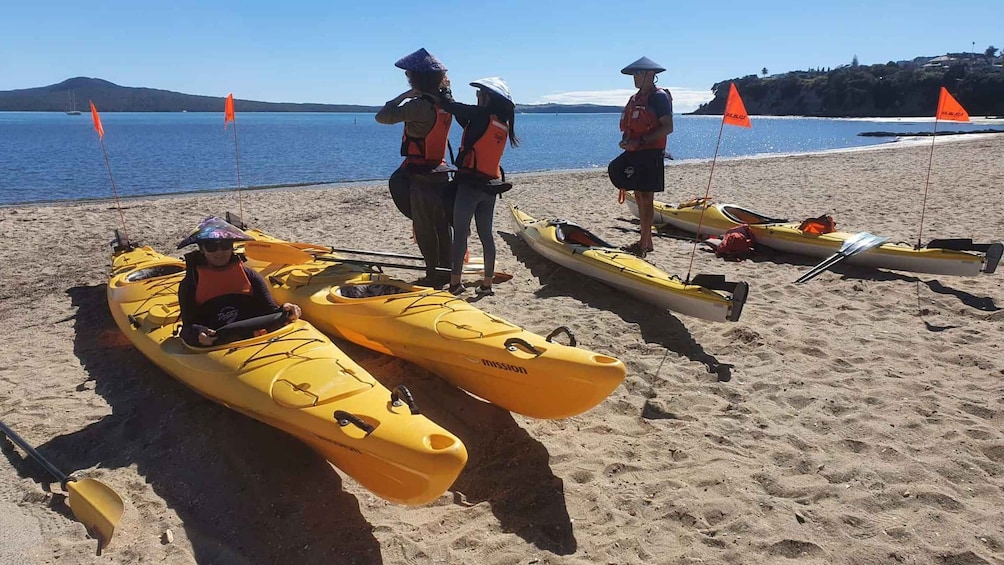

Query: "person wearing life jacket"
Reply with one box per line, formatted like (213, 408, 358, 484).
(375, 48, 455, 289)
(607, 56, 675, 258)
(176, 217, 301, 346)
(435, 77, 520, 296)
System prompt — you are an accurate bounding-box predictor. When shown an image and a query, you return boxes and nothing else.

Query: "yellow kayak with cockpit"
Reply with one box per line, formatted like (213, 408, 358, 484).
(624, 193, 1002, 277)
(106, 239, 467, 505)
(237, 229, 627, 420)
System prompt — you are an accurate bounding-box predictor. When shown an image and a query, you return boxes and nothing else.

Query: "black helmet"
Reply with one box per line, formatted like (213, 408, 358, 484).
(621, 56, 666, 75)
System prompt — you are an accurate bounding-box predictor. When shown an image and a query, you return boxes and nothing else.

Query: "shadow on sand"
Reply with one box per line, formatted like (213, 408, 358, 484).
(351, 352, 576, 554)
(500, 231, 732, 382)
(26, 284, 383, 564)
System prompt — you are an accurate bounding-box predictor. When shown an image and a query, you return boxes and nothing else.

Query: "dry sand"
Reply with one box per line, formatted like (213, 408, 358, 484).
(1, 135, 1002, 565)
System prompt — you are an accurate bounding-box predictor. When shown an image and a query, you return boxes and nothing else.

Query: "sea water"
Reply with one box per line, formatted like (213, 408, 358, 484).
(0, 112, 993, 205)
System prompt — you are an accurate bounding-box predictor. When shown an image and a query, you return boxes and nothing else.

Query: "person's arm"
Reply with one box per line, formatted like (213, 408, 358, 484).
(178, 276, 215, 345)
(436, 99, 481, 128)
(246, 268, 301, 321)
(374, 89, 420, 124)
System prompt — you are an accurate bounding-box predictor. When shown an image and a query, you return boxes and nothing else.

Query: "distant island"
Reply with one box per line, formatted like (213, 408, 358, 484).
(692, 52, 1004, 118)
(0, 77, 622, 113)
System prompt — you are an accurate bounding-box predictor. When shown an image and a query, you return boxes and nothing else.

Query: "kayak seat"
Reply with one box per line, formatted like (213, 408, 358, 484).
(338, 284, 411, 299)
(719, 205, 787, 226)
(554, 223, 614, 249)
(125, 264, 185, 282)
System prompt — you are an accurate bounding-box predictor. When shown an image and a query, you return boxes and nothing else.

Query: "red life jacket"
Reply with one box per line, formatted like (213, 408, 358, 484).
(195, 261, 252, 305)
(620, 88, 670, 151)
(400, 99, 452, 170)
(459, 115, 509, 180)
(715, 224, 755, 261)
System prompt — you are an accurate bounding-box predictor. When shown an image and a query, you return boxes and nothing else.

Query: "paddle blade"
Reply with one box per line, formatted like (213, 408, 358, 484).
(242, 240, 314, 265)
(66, 478, 124, 550)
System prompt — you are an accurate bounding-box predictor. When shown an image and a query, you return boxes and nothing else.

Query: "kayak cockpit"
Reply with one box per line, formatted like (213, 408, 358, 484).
(550, 221, 614, 249)
(719, 205, 787, 226)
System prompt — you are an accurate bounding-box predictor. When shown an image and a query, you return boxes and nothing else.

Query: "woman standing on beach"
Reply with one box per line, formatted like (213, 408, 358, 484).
(375, 48, 455, 289)
(608, 56, 674, 258)
(436, 77, 520, 296)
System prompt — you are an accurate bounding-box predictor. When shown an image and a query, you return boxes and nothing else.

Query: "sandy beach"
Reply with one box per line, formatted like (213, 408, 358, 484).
(1, 134, 1003, 565)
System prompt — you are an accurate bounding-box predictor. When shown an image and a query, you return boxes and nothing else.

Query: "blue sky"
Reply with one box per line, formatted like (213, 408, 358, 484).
(1, 0, 1000, 112)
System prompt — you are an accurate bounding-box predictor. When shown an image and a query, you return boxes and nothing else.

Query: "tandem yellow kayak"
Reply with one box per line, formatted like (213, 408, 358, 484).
(625, 193, 1002, 277)
(236, 230, 626, 420)
(508, 204, 748, 323)
(107, 240, 467, 505)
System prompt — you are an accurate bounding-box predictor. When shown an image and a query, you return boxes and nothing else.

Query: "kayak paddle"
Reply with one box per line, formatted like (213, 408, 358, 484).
(242, 240, 513, 283)
(0, 420, 123, 551)
(794, 231, 889, 284)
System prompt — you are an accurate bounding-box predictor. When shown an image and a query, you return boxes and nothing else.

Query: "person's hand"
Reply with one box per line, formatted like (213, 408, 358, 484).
(198, 328, 218, 346)
(282, 303, 301, 322)
(621, 137, 643, 151)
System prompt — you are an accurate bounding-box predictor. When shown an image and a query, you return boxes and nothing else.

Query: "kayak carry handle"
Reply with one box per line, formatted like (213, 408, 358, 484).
(127, 314, 141, 329)
(545, 326, 577, 347)
(334, 410, 375, 436)
(391, 385, 421, 415)
(504, 338, 542, 357)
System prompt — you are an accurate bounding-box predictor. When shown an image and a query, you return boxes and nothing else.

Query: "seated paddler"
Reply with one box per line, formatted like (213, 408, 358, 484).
(177, 216, 301, 346)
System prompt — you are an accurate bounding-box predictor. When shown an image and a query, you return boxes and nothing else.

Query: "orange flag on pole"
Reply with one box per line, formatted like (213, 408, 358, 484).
(224, 93, 235, 129)
(723, 83, 751, 128)
(935, 87, 969, 122)
(90, 101, 104, 139)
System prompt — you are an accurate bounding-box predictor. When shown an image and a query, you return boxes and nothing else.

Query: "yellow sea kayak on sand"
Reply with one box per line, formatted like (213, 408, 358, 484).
(509, 204, 748, 323)
(107, 241, 467, 505)
(237, 229, 626, 420)
(624, 194, 1003, 277)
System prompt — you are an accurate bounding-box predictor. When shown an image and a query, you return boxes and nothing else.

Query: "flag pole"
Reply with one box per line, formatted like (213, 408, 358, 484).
(916, 117, 939, 249)
(684, 117, 725, 284)
(683, 82, 751, 284)
(90, 101, 129, 241)
(225, 94, 245, 222)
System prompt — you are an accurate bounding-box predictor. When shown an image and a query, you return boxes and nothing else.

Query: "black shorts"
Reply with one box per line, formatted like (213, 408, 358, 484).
(607, 149, 665, 192)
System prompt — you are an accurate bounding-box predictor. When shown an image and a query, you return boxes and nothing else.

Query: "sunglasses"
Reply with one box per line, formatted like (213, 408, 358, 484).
(201, 241, 234, 252)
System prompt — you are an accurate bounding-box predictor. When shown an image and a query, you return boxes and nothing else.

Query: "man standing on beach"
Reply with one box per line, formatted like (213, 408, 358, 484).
(608, 56, 674, 258)
(376, 48, 455, 289)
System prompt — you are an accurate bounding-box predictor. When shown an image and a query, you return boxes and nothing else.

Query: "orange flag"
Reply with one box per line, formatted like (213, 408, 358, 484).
(936, 87, 969, 122)
(224, 93, 235, 129)
(723, 83, 751, 128)
(89, 101, 104, 139)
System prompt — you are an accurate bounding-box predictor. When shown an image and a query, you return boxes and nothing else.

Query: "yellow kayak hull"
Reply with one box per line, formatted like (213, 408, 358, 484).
(625, 194, 998, 277)
(108, 245, 467, 505)
(241, 230, 626, 420)
(509, 204, 747, 323)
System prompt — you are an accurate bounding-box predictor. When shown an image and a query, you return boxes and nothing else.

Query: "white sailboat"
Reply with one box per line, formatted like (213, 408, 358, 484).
(66, 90, 81, 115)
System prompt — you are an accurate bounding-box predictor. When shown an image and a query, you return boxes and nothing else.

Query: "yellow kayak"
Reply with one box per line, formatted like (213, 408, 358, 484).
(625, 193, 1002, 277)
(237, 230, 626, 420)
(509, 204, 748, 323)
(107, 241, 467, 505)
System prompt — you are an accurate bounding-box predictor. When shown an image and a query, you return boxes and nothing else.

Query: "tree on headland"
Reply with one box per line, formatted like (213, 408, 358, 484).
(762, 67, 768, 77)
(986, 45, 999, 60)
(852, 55, 859, 67)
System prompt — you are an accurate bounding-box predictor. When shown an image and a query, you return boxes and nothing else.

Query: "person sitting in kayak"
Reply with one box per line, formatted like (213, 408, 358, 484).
(177, 217, 301, 346)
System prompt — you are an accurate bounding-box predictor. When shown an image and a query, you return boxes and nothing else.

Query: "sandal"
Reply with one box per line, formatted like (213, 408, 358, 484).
(619, 242, 653, 258)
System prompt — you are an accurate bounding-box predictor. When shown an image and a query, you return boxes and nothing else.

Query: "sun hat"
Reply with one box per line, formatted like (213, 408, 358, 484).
(469, 77, 513, 103)
(620, 56, 666, 75)
(394, 48, 448, 72)
(176, 216, 253, 249)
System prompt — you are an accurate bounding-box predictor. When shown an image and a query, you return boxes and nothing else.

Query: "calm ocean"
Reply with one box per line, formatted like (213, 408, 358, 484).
(0, 112, 992, 205)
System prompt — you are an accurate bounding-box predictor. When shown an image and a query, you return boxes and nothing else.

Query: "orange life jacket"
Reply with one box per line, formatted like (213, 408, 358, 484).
(459, 115, 509, 179)
(195, 261, 252, 305)
(798, 215, 836, 234)
(620, 88, 670, 151)
(400, 98, 452, 170)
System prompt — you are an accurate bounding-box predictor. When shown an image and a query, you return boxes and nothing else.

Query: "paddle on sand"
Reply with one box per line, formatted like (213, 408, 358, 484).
(242, 240, 513, 283)
(794, 232, 889, 284)
(0, 420, 123, 551)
